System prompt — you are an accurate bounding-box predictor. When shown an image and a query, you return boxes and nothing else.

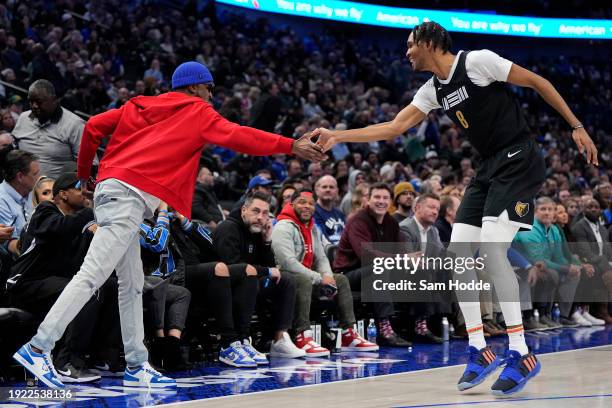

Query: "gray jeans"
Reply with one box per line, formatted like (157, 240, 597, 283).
(30, 179, 157, 367)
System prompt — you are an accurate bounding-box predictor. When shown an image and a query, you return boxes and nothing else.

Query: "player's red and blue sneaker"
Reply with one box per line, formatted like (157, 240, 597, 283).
(491, 350, 541, 396)
(457, 346, 502, 391)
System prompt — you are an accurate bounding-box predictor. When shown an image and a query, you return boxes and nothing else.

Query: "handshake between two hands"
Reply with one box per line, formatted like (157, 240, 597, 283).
(290, 127, 337, 163)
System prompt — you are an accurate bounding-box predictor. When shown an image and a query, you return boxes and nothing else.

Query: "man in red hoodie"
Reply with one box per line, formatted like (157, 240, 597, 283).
(13, 61, 327, 389)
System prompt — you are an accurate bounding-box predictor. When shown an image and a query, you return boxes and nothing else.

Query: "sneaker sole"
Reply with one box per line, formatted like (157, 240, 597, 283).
(269, 352, 307, 358)
(303, 351, 330, 358)
(13, 352, 64, 389)
(254, 360, 269, 365)
(123, 380, 177, 388)
(340, 346, 379, 352)
(219, 356, 257, 368)
(457, 358, 502, 391)
(58, 375, 101, 383)
(490, 362, 541, 396)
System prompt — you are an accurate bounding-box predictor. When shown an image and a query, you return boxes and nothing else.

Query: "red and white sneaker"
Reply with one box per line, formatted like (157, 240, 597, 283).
(341, 328, 379, 352)
(295, 330, 330, 357)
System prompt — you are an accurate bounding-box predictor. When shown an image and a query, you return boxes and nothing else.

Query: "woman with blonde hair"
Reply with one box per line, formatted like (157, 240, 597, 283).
(347, 183, 370, 220)
(32, 176, 55, 207)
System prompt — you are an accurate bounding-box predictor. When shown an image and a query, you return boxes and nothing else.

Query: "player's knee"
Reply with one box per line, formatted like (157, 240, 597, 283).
(245, 264, 258, 276)
(214, 262, 230, 277)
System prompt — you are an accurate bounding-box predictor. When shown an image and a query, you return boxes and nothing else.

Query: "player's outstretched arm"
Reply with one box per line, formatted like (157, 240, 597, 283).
(507, 63, 598, 165)
(313, 104, 426, 152)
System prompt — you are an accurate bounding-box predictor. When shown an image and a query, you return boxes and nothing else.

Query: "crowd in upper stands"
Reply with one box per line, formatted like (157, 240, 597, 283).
(0, 0, 611, 382)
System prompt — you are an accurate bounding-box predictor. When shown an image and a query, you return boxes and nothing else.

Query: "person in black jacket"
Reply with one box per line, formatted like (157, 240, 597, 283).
(141, 201, 269, 368)
(214, 192, 304, 359)
(191, 166, 226, 229)
(7, 172, 120, 383)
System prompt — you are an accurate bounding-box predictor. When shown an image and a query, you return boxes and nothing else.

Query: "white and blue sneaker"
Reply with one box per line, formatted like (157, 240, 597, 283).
(124, 362, 177, 388)
(13, 343, 65, 389)
(219, 341, 257, 368)
(242, 337, 269, 365)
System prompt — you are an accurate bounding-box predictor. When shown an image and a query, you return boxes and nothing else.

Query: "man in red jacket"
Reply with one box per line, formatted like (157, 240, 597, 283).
(13, 61, 327, 389)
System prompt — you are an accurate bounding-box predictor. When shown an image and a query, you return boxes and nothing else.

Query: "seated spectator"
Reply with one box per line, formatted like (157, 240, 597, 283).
(571, 198, 612, 323)
(192, 166, 226, 229)
(214, 192, 305, 361)
(435, 195, 461, 246)
(514, 197, 585, 327)
(7, 172, 120, 382)
(347, 183, 370, 220)
(333, 182, 410, 347)
(399, 193, 447, 343)
(141, 202, 271, 368)
(313, 175, 345, 246)
(391, 182, 416, 223)
(274, 184, 296, 217)
(32, 176, 54, 208)
(340, 169, 366, 215)
(230, 174, 274, 213)
(0, 150, 39, 256)
(12, 80, 85, 179)
(1, 109, 15, 132)
(272, 189, 378, 356)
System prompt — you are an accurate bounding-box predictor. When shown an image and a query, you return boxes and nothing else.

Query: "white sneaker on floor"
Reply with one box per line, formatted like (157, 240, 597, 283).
(582, 310, 605, 325)
(571, 311, 592, 327)
(13, 343, 64, 388)
(269, 332, 306, 358)
(242, 337, 268, 365)
(124, 362, 176, 388)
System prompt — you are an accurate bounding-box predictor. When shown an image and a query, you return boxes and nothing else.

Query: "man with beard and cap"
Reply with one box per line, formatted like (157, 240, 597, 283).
(272, 189, 378, 357)
(12, 80, 85, 179)
(392, 181, 417, 223)
(13, 61, 326, 389)
(571, 198, 612, 323)
(340, 169, 366, 215)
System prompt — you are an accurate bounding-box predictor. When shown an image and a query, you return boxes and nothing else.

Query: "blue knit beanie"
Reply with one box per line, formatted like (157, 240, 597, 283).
(171, 61, 214, 89)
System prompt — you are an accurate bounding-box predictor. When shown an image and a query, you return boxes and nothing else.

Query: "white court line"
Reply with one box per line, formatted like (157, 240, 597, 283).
(150, 343, 612, 407)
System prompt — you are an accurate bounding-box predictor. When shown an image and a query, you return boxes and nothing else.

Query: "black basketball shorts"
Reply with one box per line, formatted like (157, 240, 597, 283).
(455, 138, 546, 230)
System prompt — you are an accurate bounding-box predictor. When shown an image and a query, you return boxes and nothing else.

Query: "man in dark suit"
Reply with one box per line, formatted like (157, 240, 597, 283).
(399, 193, 449, 343)
(571, 198, 612, 323)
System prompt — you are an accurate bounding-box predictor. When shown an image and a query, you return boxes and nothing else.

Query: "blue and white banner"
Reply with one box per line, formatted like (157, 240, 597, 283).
(216, 0, 612, 39)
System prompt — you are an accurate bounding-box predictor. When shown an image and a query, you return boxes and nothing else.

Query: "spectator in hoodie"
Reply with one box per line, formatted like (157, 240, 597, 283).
(340, 169, 366, 215)
(14, 61, 326, 389)
(272, 189, 378, 357)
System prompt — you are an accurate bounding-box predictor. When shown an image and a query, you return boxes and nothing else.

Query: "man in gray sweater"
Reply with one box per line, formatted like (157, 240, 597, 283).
(272, 189, 378, 357)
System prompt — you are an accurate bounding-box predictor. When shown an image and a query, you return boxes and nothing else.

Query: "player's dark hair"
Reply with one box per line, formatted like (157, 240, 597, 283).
(411, 21, 452, 53)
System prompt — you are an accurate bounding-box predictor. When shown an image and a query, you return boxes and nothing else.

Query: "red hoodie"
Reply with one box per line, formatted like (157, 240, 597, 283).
(277, 203, 314, 269)
(77, 92, 293, 218)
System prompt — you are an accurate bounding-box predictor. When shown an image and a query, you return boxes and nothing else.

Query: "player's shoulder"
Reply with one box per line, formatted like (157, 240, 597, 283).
(465, 49, 502, 61)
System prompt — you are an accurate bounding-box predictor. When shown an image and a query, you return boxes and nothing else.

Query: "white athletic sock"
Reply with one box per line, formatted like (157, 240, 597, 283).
(481, 213, 528, 356)
(506, 319, 528, 355)
(464, 307, 487, 350)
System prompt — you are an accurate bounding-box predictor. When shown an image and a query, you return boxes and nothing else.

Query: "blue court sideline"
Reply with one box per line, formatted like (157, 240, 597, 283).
(1, 326, 611, 407)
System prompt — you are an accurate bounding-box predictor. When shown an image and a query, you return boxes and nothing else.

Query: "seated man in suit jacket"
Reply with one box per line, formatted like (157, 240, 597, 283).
(399, 193, 448, 343)
(571, 198, 612, 323)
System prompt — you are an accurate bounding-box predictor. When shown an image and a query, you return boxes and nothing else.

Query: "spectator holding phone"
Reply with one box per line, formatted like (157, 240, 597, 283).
(272, 189, 378, 357)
